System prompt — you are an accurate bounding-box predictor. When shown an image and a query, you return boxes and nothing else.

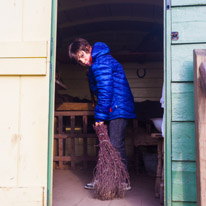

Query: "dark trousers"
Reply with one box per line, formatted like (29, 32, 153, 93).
(108, 118, 128, 169)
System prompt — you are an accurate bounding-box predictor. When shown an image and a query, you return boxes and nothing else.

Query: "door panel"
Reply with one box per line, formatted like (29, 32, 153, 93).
(172, 44, 206, 82)
(172, 83, 194, 121)
(172, 122, 195, 161)
(0, 42, 47, 58)
(0, 41, 47, 75)
(172, 203, 197, 206)
(0, 58, 47, 75)
(172, 0, 206, 6)
(172, 6, 206, 44)
(172, 162, 197, 202)
(0, 1, 52, 205)
(0, 187, 44, 206)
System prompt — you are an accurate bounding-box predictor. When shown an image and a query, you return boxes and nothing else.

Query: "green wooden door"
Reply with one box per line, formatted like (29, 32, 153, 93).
(165, 0, 206, 205)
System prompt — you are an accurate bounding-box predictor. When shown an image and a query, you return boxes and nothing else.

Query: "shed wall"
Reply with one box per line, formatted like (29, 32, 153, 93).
(58, 62, 163, 102)
(167, 1, 206, 205)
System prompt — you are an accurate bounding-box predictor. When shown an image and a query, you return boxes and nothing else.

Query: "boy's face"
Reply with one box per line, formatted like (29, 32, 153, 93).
(77, 50, 91, 67)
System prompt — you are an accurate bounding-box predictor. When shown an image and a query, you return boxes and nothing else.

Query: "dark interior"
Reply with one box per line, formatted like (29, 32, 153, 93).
(56, 0, 163, 64)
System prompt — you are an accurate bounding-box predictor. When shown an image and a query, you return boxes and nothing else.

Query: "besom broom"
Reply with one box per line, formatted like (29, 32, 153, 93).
(92, 123, 130, 200)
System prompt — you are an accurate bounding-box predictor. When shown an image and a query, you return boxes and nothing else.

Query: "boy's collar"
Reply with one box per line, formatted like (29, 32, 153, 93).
(90, 55, 93, 65)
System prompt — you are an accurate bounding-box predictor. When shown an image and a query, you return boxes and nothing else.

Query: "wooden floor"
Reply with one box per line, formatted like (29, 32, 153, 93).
(53, 166, 161, 206)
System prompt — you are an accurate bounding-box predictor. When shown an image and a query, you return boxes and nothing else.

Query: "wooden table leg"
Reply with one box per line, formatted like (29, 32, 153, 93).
(155, 139, 163, 198)
(160, 140, 164, 204)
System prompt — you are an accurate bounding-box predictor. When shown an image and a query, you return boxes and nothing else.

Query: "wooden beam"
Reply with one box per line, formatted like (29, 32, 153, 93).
(59, 16, 162, 29)
(56, 102, 94, 111)
(55, 111, 94, 116)
(58, 21, 162, 42)
(58, 0, 163, 12)
(54, 133, 96, 139)
(62, 30, 148, 42)
(54, 156, 96, 161)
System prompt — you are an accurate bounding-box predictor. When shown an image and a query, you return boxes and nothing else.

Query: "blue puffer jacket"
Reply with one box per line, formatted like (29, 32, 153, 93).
(88, 42, 136, 121)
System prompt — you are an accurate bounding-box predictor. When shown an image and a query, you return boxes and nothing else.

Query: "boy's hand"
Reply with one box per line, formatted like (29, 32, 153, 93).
(95, 121, 104, 126)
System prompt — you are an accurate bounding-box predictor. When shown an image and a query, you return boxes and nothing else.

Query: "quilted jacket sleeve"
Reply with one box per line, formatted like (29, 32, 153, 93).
(92, 63, 113, 121)
(88, 68, 98, 96)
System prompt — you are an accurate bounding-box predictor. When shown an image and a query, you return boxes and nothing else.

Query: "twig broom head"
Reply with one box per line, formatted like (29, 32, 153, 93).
(92, 124, 130, 200)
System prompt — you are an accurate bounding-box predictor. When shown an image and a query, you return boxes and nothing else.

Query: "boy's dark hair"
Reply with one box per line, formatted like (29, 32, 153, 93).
(68, 38, 91, 63)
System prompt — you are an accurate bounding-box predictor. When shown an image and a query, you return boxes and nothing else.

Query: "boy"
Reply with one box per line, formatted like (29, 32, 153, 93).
(68, 38, 136, 190)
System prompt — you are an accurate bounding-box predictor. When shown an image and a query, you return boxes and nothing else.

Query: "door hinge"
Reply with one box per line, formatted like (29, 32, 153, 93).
(171, 32, 179, 41)
(167, 0, 171, 10)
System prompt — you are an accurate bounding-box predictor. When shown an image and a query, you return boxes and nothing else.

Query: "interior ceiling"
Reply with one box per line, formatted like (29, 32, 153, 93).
(57, 0, 163, 63)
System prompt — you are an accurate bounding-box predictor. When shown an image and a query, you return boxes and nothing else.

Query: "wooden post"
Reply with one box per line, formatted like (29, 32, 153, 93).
(193, 49, 206, 206)
(58, 116, 64, 169)
(70, 115, 75, 169)
(53, 117, 57, 169)
(83, 115, 88, 169)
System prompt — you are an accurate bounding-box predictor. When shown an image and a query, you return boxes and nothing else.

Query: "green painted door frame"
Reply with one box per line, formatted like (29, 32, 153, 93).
(164, 0, 172, 205)
(47, 0, 57, 205)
